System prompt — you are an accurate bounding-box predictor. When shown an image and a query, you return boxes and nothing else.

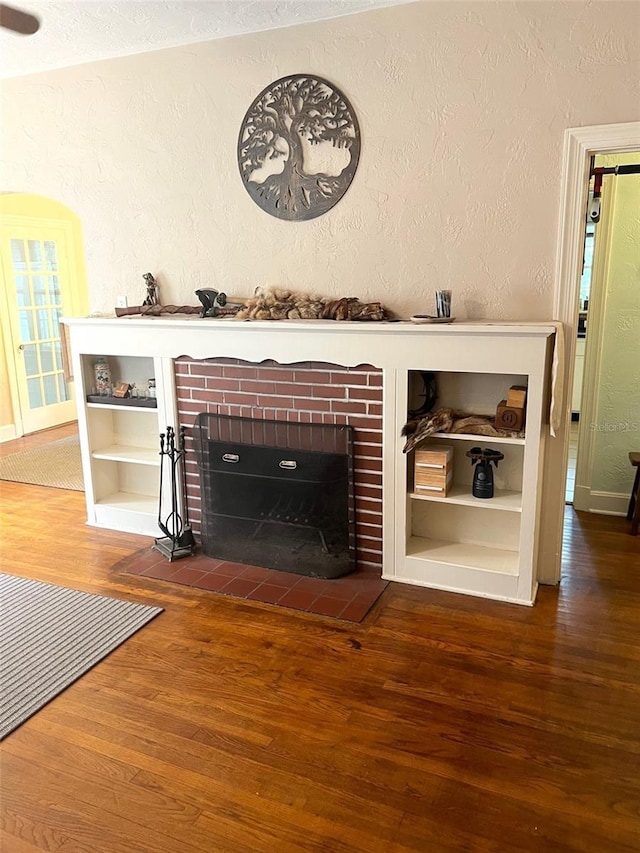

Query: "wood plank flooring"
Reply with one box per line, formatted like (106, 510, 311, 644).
(1, 426, 639, 852)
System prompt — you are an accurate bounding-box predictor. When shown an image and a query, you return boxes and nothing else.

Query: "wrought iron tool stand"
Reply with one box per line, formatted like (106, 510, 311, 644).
(154, 425, 196, 561)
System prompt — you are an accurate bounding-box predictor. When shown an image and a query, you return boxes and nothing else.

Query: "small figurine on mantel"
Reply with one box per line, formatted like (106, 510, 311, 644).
(142, 272, 160, 306)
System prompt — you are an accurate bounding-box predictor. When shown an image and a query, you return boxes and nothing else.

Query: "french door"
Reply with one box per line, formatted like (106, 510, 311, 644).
(0, 220, 78, 434)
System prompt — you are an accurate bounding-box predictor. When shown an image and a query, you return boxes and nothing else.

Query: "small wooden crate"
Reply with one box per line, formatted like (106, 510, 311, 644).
(496, 400, 525, 431)
(414, 444, 454, 496)
(507, 385, 527, 408)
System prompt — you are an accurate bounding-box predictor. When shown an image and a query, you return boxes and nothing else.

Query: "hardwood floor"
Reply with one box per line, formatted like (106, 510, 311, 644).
(1, 426, 639, 852)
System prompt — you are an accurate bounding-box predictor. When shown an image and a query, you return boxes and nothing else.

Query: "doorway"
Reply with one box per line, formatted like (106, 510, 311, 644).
(540, 121, 640, 586)
(565, 153, 640, 512)
(0, 195, 89, 437)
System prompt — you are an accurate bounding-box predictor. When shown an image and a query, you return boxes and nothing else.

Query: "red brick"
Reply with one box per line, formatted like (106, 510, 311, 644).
(357, 549, 383, 564)
(347, 416, 383, 430)
(293, 370, 333, 384)
(355, 485, 383, 499)
(223, 366, 258, 379)
(331, 371, 367, 385)
(179, 376, 206, 395)
(196, 365, 225, 378)
(177, 403, 205, 417)
(256, 369, 295, 382)
(356, 523, 383, 537)
(206, 377, 241, 392)
(274, 382, 304, 396)
(356, 497, 383, 514)
(356, 472, 383, 486)
(368, 404, 383, 416)
(312, 385, 346, 399)
(222, 392, 261, 406)
(349, 386, 383, 401)
(256, 395, 294, 408)
(353, 431, 383, 445)
(354, 458, 383, 473)
(291, 397, 330, 411)
(240, 379, 276, 394)
(368, 372, 383, 386)
(332, 400, 367, 414)
(354, 443, 383, 456)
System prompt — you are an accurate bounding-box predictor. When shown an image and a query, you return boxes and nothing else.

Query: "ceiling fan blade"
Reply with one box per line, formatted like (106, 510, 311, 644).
(0, 3, 40, 35)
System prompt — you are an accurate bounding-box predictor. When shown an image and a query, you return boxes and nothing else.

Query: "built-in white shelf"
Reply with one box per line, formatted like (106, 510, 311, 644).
(87, 402, 158, 413)
(92, 444, 160, 466)
(95, 491, 158, 513)
(409, 484, 522, 511)
(430, 431, 526, 446)
(406, 535, 520, 575)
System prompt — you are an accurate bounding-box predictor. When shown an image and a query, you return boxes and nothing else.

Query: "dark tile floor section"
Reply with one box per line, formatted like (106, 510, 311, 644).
(118, 547, 388, 623)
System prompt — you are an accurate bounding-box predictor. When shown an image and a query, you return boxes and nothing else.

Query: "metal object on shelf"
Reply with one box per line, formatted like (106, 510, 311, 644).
(466, 447, 505, 499)
(154, 425, 196, 561)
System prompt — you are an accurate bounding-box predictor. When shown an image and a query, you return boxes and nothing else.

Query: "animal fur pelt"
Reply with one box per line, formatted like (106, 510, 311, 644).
(402, 407, 524, 453)
(235, 287, 389, 321)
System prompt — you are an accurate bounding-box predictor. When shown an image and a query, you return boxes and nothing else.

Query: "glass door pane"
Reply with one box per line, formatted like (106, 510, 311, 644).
(9, 237, 70, 412)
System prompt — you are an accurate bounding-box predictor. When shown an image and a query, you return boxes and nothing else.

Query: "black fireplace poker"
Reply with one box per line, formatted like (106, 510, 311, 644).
(154, 425, 196, 561)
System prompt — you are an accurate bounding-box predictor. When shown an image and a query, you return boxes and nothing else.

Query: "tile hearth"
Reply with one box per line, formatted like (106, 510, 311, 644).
(120, 548, 389, 622)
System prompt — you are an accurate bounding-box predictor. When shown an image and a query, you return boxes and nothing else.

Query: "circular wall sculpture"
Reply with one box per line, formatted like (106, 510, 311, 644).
(237, 75, 360, 222)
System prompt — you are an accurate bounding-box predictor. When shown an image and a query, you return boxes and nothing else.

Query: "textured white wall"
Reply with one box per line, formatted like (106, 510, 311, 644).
(591, 154, 640, 498)
(1, 1, 639, 318)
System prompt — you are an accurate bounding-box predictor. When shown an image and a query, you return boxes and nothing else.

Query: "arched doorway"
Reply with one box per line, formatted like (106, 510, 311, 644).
(0, 195, 89, 436)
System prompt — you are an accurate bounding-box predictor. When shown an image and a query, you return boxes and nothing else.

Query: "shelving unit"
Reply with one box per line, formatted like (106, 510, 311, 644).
(392, 364, 548, 605)
(75, 353, 176, 536)
(64, 316, 554, 602)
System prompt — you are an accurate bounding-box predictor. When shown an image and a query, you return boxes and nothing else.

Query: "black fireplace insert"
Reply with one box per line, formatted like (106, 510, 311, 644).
(193, 413, 357, 578)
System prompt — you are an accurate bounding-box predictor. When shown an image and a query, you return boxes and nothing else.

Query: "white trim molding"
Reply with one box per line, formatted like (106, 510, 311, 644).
(573, 486, 630, 517)
(0, 424, 18, 443)
(539, 122, 640, 585)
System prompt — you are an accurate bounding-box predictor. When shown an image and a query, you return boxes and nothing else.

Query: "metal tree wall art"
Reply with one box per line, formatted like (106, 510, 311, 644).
(237, 75, 360, 221)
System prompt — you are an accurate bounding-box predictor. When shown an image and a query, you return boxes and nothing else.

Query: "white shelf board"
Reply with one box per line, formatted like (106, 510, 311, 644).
(409, 484, 522, 512)
(92, 444, 160, 466)
(95, 491, 157, 513)
(430, 431, 525, 446)
(406, 535, 519, 575)
(87, 402, 157, 413)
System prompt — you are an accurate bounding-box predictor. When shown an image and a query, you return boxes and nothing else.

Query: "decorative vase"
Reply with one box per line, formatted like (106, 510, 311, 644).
(94, 357, 112, 396)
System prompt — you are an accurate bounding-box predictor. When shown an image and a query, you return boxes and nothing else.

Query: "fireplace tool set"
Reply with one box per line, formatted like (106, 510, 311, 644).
(154, 425, 196, 560)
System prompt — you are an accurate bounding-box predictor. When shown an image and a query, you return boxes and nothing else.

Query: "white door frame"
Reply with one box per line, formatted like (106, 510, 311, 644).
(539, 121, 640, 584)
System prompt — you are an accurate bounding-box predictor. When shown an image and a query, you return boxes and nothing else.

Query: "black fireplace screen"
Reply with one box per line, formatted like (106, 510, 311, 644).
(193, 413, 357, 578)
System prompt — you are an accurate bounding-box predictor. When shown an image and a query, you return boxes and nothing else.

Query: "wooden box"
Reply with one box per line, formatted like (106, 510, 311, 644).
(495, 400, 525, 431)
(414, 444, 454, 496)
(506, 385, 527, 408)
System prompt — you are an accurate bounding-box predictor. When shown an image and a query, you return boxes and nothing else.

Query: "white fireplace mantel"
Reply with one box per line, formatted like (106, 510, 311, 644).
(65, 316, 556, 606)
(64, 315, 556, 370)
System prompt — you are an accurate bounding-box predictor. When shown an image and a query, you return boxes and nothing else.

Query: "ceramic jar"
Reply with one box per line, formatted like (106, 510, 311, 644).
(93, 357, 112, 396)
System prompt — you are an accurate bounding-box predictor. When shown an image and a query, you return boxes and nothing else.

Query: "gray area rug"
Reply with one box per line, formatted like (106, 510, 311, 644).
(0, 573, 162, 739)
(0, 434, 84, 491)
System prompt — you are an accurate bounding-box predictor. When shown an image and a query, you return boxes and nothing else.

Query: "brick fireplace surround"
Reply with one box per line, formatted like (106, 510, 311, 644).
(175, 357, 384, 573)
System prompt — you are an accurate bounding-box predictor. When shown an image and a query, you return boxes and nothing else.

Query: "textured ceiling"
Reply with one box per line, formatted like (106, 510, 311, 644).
(0, 0, 414, 78)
